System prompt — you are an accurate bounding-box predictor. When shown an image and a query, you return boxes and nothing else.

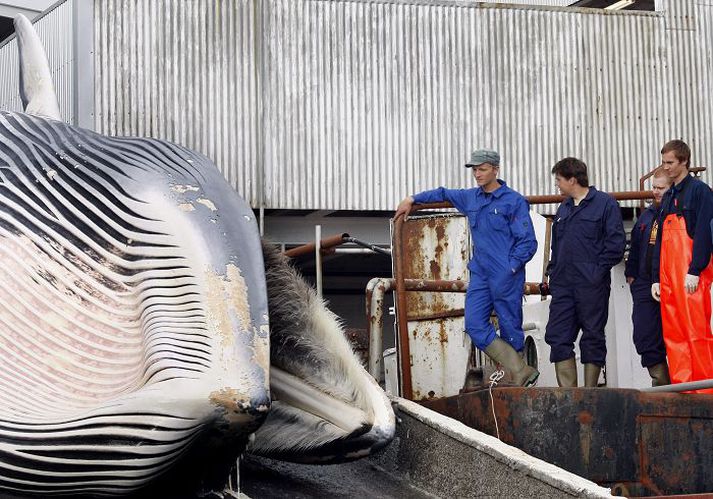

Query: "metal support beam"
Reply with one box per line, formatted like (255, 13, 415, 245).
(73, 0, 95, 129)
(0, 1, 49, 19)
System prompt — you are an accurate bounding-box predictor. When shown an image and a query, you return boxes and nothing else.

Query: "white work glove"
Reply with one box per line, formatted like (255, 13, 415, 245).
(685, 274, 700, 294)
(651, 283, 661, 302)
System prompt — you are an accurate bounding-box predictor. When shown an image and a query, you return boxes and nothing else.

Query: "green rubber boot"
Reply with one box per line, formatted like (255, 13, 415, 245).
(584, 363, 602, 387)
(555, 357, 577, 387)
(647, 362, 671, 387)
(484, 337, 539, 387)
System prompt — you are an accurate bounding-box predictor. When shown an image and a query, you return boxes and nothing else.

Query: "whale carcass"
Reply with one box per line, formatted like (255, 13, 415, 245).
(0, 14, 394, 497)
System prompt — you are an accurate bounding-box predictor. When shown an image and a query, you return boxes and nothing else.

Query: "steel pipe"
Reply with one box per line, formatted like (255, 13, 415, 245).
(343, 236, 391, 255)
(407, 190, 660, 215)
(283, 233, 350, 258)
(392, 215, 413, 399)
(639, 166, 706, 211)
(315, 225, 322, 298)
(641, 378, 713, 393)
(366, 277, 394, 379)
(525, 190, 654, 205)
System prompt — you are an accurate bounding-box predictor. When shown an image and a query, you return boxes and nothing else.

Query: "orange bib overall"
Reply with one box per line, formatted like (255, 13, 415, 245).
(660, 213, 713, 392)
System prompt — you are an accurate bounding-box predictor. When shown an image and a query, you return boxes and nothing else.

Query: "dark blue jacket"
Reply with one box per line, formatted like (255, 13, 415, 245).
(625, 205, 659, 282)
(412, 180, 537, 274)
(548, 187, 625, 286)
(652, 175, 713, 280)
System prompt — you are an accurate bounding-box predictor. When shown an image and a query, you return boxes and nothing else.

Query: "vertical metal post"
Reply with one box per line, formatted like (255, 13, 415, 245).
(253, 0, 266, 234)
(315, 224, 322, 298)
(259, 205, 265, 236)
(366, 277, 395, 380)
(393, 216, 413, 400)
(73, 0, 95, 129)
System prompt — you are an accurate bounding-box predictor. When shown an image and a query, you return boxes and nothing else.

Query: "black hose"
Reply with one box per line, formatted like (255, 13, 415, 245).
(342, 236, 392, 255)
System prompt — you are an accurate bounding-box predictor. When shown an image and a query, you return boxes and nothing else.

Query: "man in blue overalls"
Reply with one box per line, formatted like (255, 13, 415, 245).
(545, 157, 625, 387)
(395, 149, 539, 386)
(625, 169, 672, 386)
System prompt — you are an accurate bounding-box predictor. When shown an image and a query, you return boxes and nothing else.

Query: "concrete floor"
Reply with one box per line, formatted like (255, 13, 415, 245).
(239, 454, 433, 499)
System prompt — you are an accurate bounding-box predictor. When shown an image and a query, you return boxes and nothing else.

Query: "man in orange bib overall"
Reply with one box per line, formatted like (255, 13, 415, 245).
(651, 140, 713, 389)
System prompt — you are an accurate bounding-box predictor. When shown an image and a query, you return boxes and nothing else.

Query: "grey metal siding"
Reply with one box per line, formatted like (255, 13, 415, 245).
(94, 0, 261, 207)
(45, 0, 713, 209)
(483, 0, 573, 5)
(256, 2, 676, 209)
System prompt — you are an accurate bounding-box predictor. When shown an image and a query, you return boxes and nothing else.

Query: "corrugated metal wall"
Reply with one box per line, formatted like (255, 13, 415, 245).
(486, 0, 572, 5)
(0, 0, 75, 122)
(87, 0, 711, 210)
(94, 0, 261, 204)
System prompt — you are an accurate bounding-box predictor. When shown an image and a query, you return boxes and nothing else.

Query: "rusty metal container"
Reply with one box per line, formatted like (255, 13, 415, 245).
(422, 387, 713, 497)
(395, 213, 472, 401)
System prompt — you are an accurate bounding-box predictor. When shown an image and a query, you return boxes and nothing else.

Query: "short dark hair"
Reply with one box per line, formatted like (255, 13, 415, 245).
(551, 157, 589, 187)
(661, 139, 690, 168)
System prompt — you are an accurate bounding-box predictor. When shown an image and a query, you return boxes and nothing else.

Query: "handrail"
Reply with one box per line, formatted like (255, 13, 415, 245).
(638, 166, 706, 211)
(284, 233, 390, 258)
(641, 378, 713, 393)
(284, 233, 350, 258)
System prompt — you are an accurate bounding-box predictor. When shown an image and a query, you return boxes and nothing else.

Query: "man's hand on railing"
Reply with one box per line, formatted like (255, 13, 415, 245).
(394, 196, 415, 220)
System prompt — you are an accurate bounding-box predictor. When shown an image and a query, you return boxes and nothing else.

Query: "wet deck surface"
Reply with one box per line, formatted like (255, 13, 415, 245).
(239, 455, 433, 499)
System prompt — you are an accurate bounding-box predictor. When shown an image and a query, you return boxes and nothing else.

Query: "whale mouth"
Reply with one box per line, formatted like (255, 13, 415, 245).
(270, 367, 371, 436)
(247, 242, 395, 464)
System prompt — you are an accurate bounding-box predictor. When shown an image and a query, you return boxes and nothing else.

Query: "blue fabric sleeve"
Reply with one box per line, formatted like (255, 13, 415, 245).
(600, 196, 626, 270)
(412, 187, 471, 213)
(651, 192, 670, 283)
(508, 197, 538, 272)
(546, 204, 563, 276)
(625, 216, 643, 279)
(688, 183, 713, 275)
(625, 230, 640, 279)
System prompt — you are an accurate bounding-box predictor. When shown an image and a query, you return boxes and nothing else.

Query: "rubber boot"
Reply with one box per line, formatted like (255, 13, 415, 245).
(647, 362, 671, 387)
(462, 369, 482, 392)
(554, 358, 577, 387)
(484, 337, 539, 387)
(584, 363, 602, 387)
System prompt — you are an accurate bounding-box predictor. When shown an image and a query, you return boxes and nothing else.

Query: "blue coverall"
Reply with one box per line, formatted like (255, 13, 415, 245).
(624, 205, 667, 368)
(545, 187, 625, 365)
(412, 180, 537, 352)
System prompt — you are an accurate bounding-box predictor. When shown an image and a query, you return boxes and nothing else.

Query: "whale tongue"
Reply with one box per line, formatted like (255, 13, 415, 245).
(14, 14, 61, 120)
(270, 367, 369, 435)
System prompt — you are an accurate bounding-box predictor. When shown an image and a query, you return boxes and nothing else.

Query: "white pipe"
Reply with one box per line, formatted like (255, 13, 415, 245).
(315, 224, 322, 298)
(367, 277, 395, 379)
(259, 205, 265, 237)
(641, 378, 713, 393)
(333, 247, 388, 254)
